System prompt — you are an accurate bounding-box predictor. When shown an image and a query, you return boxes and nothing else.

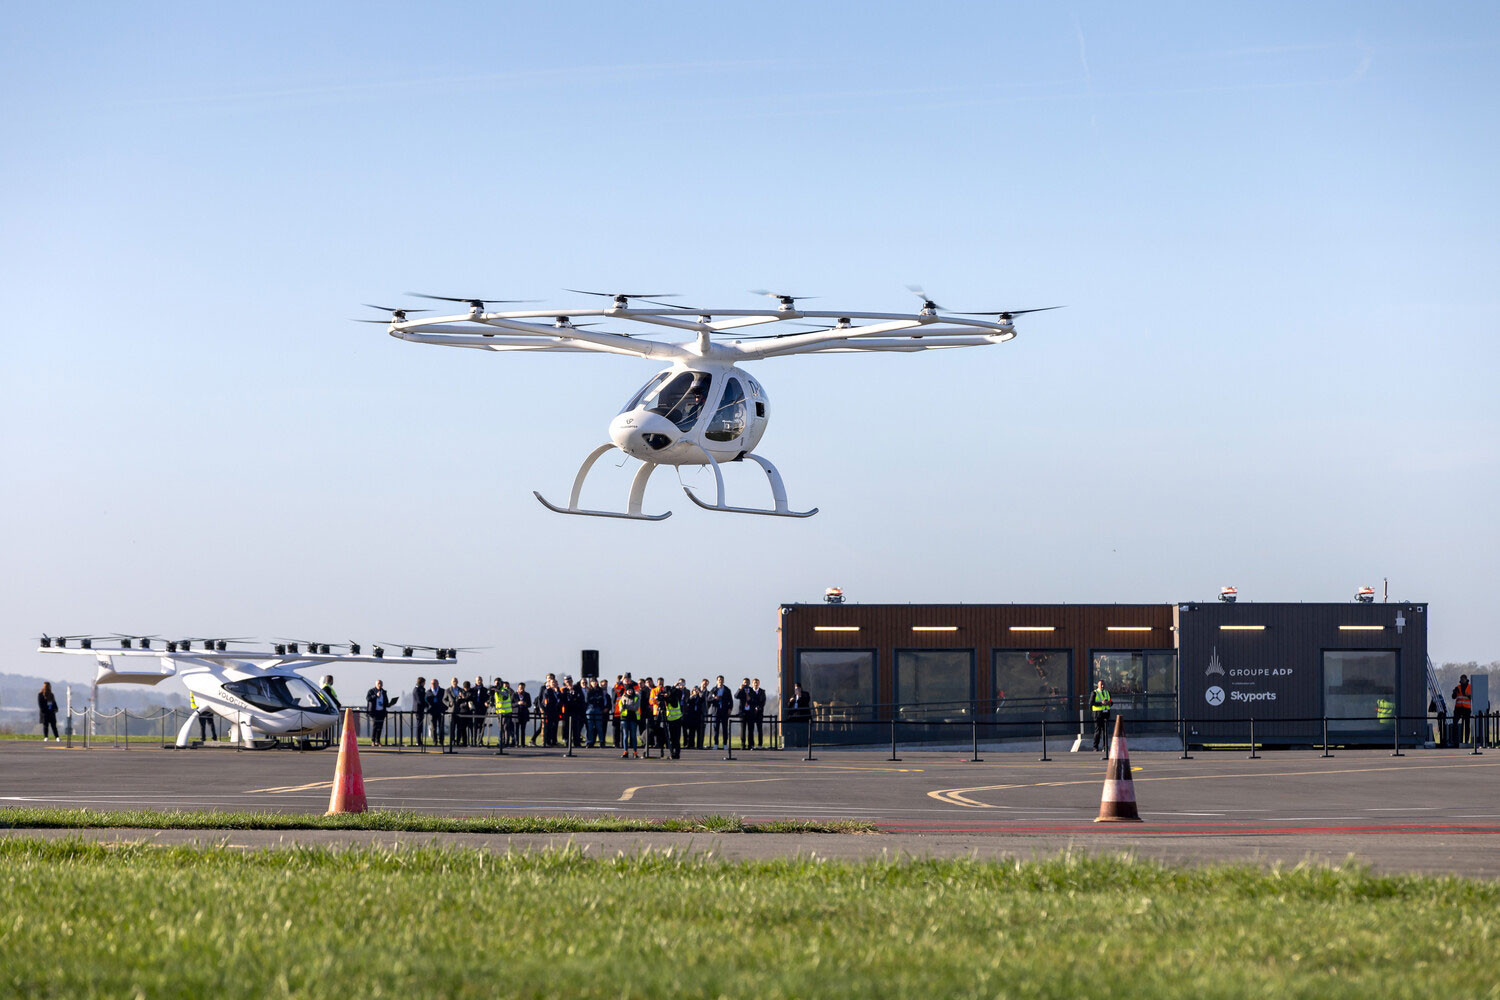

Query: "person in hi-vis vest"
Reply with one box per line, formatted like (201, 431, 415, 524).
(1090, 680, 1113, 752)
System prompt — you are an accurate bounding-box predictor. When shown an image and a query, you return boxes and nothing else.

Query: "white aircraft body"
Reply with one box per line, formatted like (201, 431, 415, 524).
(374, 288, 1057, 519)
(38, 639, 447, 748)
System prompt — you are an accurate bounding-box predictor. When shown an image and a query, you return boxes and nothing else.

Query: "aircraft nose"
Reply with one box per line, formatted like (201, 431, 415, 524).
(609, 410, 677, 457)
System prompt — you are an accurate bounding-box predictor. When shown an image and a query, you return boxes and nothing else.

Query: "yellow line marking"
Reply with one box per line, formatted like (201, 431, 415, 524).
(928, 759, 1500, 808)
(619, 777, 787, 802)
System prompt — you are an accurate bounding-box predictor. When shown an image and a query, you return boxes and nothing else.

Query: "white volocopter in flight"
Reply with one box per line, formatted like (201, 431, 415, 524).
(369, 287, 1059, 520)
(37, 635, 453, 748)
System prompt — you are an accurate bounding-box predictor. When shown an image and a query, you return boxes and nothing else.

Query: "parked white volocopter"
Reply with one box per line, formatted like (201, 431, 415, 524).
(369, 287, 1059, 520)
(36, 635, 452, 748)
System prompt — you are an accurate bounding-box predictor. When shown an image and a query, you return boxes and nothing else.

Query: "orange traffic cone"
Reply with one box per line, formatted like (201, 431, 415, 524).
(1094, 715, 1142, 823)
(325, 708, 368, 815)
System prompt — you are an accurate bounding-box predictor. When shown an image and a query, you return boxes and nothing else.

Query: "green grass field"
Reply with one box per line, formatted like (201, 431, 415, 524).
(2, 839, 1496, 999)
(0, 806, 871, 835)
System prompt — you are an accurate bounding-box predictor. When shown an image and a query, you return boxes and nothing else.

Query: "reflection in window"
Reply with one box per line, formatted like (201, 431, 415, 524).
(620, 372, 670, 413)
(992, 649, 1071, 718)
(797, 650, 876, 720)
(1091, 651, 1176, 720)
(705, 378, 747, 442)
(648, 371, 713, 431)
(1323, 650, 1396, 734)
(224, 676, 330, 713)
(896, 649, 973, 720)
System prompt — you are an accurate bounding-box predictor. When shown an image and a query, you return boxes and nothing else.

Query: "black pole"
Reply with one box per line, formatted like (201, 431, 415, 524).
(889, 709, 901, 762)
(1321, 712, 1334, 758)
(1472, 712, 1484, 755)
(1179, 715, 1192, 760)
(1039, 717, 1050, 762)
(804, 718, 815, 761)
(969, 705, 983, 763)
(1391, 710, 1404, 757)
(1248, 717, 1258, 759)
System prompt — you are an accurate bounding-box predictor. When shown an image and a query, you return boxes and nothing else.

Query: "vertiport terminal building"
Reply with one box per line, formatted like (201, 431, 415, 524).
(776, 594, 1430, 748)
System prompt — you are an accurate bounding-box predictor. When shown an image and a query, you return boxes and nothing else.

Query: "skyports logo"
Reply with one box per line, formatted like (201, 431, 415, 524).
(1229, 690, 1277, 703)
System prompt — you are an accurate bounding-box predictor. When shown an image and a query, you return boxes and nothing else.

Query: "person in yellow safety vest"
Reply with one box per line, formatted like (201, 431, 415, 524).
(617, 684, 641, 758)
(492, 681, 514, 748)
(189, 691, 217, 742)
(1090, 680, 1113, 753)
(663, 686, 685, 759)
(1453, 674, 1473, 745)
(1376, 696, 1395, 723)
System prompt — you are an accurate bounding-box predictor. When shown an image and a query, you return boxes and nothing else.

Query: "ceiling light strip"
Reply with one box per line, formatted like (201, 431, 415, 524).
(1106, 626, 1153, 632)
(911, 626, 959, 632)
(813, 626, 861, 632)
(1338, 625, 1385, 631)
(1219, 625, 1267, 631)
(1008, 626, 1055, 632)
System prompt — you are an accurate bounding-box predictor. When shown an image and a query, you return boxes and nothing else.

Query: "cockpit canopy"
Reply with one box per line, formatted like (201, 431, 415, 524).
(223, 675, 333, 714)
(620, 370, 755, 441)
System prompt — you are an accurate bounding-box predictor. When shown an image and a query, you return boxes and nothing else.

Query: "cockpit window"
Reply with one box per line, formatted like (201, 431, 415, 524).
(224, 676, 331, 713)
(705, 377, 747, 442)
(620, 372, 670, 414)
(648, 371, 713, 431)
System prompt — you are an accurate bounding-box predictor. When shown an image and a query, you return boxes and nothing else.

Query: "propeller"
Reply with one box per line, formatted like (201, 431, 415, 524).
(953, 306, 1065, 321)
(406, 294, 542, 310)
(905, 284, 945, 313)
(749, 289, 819, 310)
(188, 636, 256, 652)
(564, 289, 680, 309)
(273, 638, 341, 655)
(110, 634, 163, 649)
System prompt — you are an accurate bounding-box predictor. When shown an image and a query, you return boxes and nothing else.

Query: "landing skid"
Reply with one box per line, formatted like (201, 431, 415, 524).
(533, 443, 673, 521)
(682, 453, 818, 518)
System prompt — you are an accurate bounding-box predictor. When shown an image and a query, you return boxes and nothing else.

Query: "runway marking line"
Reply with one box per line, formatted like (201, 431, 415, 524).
(928, 759, 1500, 808)
(618, 777, 788, 802)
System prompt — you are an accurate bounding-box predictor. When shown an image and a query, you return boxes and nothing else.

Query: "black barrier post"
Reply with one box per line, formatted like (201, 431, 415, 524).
(1039, 718, 1050, 762)
(1472, 715, 1484, 755)
(723, 724, 735, 760)
(804, 718, 815, 761)
(1248, 718, 1258, 759)
(969, 707, 983, 763)
(1321, 713, 1334, 758)
(1392, 712, 1404, 757)
(889, 712, 901, 762)
(1179, 716, 1192, 760)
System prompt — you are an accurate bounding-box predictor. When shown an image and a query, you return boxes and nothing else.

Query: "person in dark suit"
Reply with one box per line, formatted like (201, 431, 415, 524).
(38, 682, 60, 741)
(540, 680, 562, 747)
(684, 685, 704, 750)
(471, 675, 489, 747)
(564, 681, 586, 747)
(426, 679, 446, 746)
(750, 678, 767, 748)
(711, 676, 733, 749)
(411, 677, 427, 747)
(736, 678, 754, 748)
(365, 680, 397, 745)
(514, 683, 532, 746)
(787, 683, 811, 722)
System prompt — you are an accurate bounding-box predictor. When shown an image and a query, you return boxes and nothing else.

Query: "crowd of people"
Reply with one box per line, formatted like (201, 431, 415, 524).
(330, 672, 785, 756)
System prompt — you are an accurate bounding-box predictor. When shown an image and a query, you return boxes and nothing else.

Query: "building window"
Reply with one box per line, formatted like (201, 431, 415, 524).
(1090, 650, 1177, 721)
(1323, 650, 1397, 734)
(992, 649, 1072, 720)
(895, 649, 974, 720)
(796, 649, 877, 721)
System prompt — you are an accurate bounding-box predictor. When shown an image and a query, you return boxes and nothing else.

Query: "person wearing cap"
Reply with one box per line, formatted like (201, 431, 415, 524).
(617, 683, 641, 758)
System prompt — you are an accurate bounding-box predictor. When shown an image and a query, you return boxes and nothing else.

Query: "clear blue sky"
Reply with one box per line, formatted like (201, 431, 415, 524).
(3, 1, 1496, 697)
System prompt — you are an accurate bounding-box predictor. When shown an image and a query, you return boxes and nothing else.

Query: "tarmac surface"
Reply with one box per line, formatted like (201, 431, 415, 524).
(4, 741, 1498, 876)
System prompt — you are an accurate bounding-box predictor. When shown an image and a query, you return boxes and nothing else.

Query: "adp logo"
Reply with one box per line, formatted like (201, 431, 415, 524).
(1204, 686, 1225, 706)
